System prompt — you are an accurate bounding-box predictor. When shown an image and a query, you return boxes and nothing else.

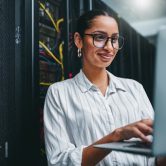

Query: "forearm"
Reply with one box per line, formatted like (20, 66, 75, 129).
(81, 119, 153, 166)
(82, 129, 122, 166)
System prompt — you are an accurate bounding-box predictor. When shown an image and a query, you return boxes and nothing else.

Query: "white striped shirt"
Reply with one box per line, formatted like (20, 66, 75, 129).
(44, 70, 155, 166)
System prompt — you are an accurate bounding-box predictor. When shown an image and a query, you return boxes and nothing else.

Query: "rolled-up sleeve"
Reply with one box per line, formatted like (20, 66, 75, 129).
(44, 85, 85, 166)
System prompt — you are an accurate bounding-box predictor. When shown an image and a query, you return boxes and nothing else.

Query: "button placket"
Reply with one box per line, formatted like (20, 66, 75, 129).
(98, 94, 116, 132)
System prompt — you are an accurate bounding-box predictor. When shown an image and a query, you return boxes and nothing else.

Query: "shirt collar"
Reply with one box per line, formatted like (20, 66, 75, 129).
(74, 69, 127, 93)
(74, 70, 94, 93)
(107, 71, 127, 93)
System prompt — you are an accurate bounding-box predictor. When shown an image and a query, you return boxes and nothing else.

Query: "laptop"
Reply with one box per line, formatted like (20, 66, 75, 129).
(93, 27, 166, 156)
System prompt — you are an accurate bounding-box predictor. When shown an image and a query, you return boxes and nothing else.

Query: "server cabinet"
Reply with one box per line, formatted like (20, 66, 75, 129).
(0, 0, 40, 165)
(0, 0, 15, 165)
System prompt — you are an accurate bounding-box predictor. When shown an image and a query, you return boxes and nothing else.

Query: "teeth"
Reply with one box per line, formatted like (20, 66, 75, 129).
(103, 56, 111, 59)
(100, 54, 111, 58)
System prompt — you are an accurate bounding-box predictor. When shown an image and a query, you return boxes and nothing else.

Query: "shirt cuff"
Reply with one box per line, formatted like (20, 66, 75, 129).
(69, 145, 87, 166)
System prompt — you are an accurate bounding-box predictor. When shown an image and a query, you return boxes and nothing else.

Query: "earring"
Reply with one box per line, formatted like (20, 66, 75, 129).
(77, 48, 82, 58)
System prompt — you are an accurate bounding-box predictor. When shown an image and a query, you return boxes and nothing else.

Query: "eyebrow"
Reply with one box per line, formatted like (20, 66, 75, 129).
(91, 31, 119, 36)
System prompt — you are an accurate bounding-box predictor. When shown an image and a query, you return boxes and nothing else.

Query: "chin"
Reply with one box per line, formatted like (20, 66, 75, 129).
(100, 61, 112, 68)
(96, 63, 111, 69)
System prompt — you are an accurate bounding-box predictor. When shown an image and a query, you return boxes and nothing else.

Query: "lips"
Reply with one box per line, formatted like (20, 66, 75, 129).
(97, 52, 114, 61)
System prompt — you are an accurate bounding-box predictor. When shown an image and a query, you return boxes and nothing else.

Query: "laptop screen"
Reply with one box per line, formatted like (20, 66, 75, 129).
(153, 27, 166, 155)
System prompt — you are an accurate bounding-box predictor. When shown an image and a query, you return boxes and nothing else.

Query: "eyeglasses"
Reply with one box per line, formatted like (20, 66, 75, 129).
(84, 33, 124, 50)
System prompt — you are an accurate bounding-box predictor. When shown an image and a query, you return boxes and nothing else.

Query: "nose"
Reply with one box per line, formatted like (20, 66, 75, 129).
(104, 39, 114, 50)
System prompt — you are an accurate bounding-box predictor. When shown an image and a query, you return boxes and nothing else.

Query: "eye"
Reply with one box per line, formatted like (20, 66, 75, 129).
(111, 37, 118, 43)
(94, 34, 107, 41)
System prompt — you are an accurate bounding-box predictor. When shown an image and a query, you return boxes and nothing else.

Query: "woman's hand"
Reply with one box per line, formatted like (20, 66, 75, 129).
(82, 119, 153, 166)
(113, 119, 153, 142)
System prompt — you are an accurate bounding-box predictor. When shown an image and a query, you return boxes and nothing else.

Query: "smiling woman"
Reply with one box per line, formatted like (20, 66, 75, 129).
(44, 9, 156, 166)
(74, 14, 120, 72)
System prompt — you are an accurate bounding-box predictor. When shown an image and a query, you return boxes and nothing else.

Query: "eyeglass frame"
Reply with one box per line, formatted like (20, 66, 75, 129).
(84, 33, 124, 50)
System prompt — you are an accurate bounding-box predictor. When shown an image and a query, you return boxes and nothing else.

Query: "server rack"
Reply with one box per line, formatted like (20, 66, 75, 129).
(0, 0, 15, 165)
(0, 0, 40, 165)
(38, 1, 65, 164)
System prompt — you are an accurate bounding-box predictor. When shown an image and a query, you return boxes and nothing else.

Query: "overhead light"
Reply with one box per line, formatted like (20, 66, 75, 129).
(135, 0, 151, 10)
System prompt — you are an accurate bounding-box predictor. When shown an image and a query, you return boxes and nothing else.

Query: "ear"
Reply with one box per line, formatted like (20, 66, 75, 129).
(74, 32, 83, 49)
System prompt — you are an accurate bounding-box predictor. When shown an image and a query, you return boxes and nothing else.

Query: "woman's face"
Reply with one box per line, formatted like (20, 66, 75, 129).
(81, 15, 119, 70)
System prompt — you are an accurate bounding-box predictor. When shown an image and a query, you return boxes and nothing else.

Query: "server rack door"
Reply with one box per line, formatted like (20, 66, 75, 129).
(0, 0, 40, 165)
(0, 0, 15, 165)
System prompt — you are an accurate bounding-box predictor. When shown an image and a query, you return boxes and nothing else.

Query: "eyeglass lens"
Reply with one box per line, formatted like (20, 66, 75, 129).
(93, 35, 124, 50)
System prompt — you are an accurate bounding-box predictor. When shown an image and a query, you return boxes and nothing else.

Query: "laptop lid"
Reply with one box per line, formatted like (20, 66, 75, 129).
(153, 27, 166, 156)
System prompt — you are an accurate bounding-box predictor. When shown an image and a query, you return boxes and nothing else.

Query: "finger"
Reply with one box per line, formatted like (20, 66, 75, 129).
(133, 128, 150, 142)
(141, 119, 153, 127)
(136, 122, 153, 135)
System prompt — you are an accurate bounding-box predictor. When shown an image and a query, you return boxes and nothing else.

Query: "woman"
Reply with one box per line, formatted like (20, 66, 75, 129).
(44, 10, 164, 166)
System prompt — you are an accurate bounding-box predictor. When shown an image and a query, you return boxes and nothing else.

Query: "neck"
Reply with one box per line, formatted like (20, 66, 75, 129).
(82, 67, 109, 95)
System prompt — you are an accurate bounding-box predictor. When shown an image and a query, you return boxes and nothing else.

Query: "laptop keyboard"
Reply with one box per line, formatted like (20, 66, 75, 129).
(126, 141, 152, 149)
